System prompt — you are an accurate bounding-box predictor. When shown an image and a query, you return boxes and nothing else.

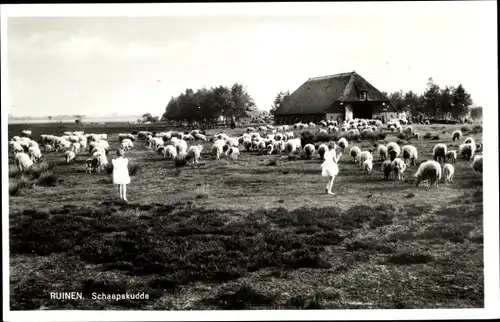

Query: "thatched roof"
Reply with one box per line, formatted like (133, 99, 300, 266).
(275, 71, 391, 115)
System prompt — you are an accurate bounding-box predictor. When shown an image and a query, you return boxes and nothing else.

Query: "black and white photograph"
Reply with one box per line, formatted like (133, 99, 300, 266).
(2, 2, 499, 321)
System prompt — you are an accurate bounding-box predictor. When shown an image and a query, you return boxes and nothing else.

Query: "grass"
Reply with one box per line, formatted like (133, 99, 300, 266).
(8, 121, 484, 310)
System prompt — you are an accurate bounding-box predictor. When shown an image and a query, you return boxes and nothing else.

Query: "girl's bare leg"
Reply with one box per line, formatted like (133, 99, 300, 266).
(119, 184, 123, 199)
(123, 184, 128, 201)
(327, 176, 335, 195)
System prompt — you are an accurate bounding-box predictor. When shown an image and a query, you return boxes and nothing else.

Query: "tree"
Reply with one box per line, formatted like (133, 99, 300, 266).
(231, 83, 256, 119)
(438, 86, 454, 119)
(270, 90, 290, 115)
(48, 116, 52, 121)
(469, 106, 483, 120)
(451, 84, 473, 118)
(422, 77, 441, 118)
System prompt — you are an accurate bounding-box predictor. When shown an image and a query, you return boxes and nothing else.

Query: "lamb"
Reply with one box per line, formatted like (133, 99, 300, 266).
(386, 142, 401, 161)
(358, 150, 373, 168)
(15, 152, 34, 172)
(452, 130, 462, 141)
(432, 143, 447, 163)
(317, 143, 328, 160)
(443, 164, 454, 183)
(402, 145, 418, 166)
(65, 151, 76, 163)
(391, 158, 406, 181)
(362, 159, 373, 176)
(414, 160, 442, 189)
(187, 145, 203, 164)
(164, 145, 177, 159)
(377, 144, 388, 160)
(284, 131, 294, 139)
(257, 140, 267, 154)
(458, 143, 476, 160)
(471, 155, 483, 175)
(337, 137, 348, 151)
(381, 160, 392, 180)
(446, 150, 457, 163)
(28, 146, 42, 163)
(349, 146, 361, 162)
(226, 147, 240, 160)
(303, 144, 315, 159)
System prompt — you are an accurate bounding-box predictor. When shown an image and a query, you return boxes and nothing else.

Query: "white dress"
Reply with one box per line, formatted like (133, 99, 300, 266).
(112, 157, 131, 184)
(321, 149, 339, 177)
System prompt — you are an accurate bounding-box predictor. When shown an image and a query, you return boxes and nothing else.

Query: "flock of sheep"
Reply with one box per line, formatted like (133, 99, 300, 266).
(8, 118, 483, 190)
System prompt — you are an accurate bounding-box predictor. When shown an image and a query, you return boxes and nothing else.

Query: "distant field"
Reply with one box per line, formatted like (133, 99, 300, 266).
(8, 121, 484, 310)
(8, 116, 140, 124)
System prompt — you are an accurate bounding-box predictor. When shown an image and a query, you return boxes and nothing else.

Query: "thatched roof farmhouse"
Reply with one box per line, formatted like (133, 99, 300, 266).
(274, 71, 396, 124)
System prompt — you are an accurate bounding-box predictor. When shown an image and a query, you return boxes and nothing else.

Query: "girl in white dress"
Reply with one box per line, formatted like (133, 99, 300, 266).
(321, 143, 342, 195)
(112, 149, 131, 201)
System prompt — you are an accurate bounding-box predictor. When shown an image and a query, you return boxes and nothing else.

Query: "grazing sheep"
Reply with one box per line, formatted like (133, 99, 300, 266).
(28, 146, 42, 163)
(44, 144, 54, 152)
(226, 147, 240, 160)
(212, 141, 225, 160)
(446, 150, 457, 164)
(70, 142, 81, 153)
(386, 142, 401, 161)
(415, 160, 442, 189)
(317, 143, 328, 160)
(9, 141, 24, 155)
(424, 120, 430, 125)
(175, 140, 188, 154)
(413, 132, 420, 140)
(404, 126, 413, 135)
(443, 164, 455, 183)
(358, 150, 373, 168)
(266, 144, 274, 155)
(243, 139, 253, 152)
(273, 140, 286, 155)
(377, 144, 388, 160)
(303, 144, 315, 159)
(381, 160, 392, 180)
(464, 137, 475, 145)
(15, 152, 33, 172)
(458, 143, 476, 160)
(452, 130, 462, 141)
(337, 137, 348, 151)
(65, 151, 76, 163)
(402, 145, 418, 166)
(157, 146, 165, 156)
(226, 137, 239, 147)
(164, 145, 177, 159)
(194, 133, 207, 142)
(187, 145, 203, 164)
(472, 155, 483, 175)
(432, 143, 447, 163)
(349, 146, 361, 162)
(285, 139, 299, 154)
(362, 159, 373, 176)
(391, 158, 406, 181)
(120, 139, 134, 151)
(85, 158, 95, 173)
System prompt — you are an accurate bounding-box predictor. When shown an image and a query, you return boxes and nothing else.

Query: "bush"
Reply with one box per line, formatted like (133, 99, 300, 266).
(431, 135, 440, 140)
(36, 171, 58, 187)
(376, 132, 387, 140)
(9, 165, 20, 178)
(287, 154, 298, 161)
(9, 181, 21, 196)
(461, 126, 470, 133)
(175, 157, 188, 167)
(300, 131, 315, 147)
(423, 132, 432, 139)
(472, 125, 482, 134)
(397, 133, 407, 140)
(267, 158, 279, 166)
(128, 163, 140, 176)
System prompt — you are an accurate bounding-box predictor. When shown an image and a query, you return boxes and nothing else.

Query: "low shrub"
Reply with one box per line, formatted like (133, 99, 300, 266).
(9, 181, 21, 196)
(423, 132, 432, 139)
(461, 126, 470, 133)
(472, 125, 482, 134)
(431, 135, 440, 140)
(36, 171, 58, 187)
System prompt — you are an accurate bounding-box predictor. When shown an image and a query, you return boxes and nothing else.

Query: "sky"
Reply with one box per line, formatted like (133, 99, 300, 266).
(4, 1, 498, 117)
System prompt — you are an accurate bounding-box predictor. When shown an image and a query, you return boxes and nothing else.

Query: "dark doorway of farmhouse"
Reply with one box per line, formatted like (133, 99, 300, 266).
(352, 102, 373, 119)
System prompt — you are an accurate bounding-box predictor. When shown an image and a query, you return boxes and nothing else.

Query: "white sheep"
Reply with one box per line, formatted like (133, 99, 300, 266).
(402, 145, 418, 166)
(120, 139, 134, 151)
(175, 140, 188, 154)
(317, 143, 328, 160)
(432, 143, 447, 163)
(266, 144, 274, 155)
(226, 147, 240, 160)
(349, 146, 361, 162)
(446, 150, 457, 164)
(391, 158, 406, 181)
(65, 151, 76, 163)
(415, 160, 442, 189)
(9, 141, 24, 155)
(28, 146, 42, 163)
(164, 145, 177, 159)
(212, 141, 225, 160)
(413, 132, 420, 140)
(15, 152, 33, 172)
(443, 164, 454, 183)
(195, 133, 207, 142)
(377, 144, 388, 160)
(362, 159, 373, 176)
(70, 142, 81, 153)
(458, 143, 476, 160)
(338, 137, 348, 151)
(452, 130, 462, 141)
(386, 142, 401, 161)
(464, 137, 475, 146)
(273, 140, 286, 155)
(471, 155, 482, 176)
(303, 144, 315, 159)
(187, 144, 203, 164)
(381, 160, 392, 180)
(358, 150, 373, 169)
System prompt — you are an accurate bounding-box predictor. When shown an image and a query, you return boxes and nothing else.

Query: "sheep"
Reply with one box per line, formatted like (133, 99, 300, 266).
(266, 144, 274, 155)
(65, 151, 76, 163)
(349, 146, 361, 162)
(402, 145, 418, 166)
(28, 146, 42, 163)
(44, 144, 54, 152)
(164, 145, 177, 159)
(21, 130, 32, 138)
(386, 142, 401, 161)
(273, 140, 286, 155)
(432, 143, 447, 163)
(317, 143, 328, 160)
(362, 159, 373, 176)
(285, 139, 299, 154)
(120, 139, 134, 151)
(391, 158, 407, 181)
(194, 133, 207, 142)
(302, 143, 315, 159)
(472, 155, 483, 175)
(15, 152, 34, 172)
(318, 128, 328, 136)
(226, 147, 240, 160)
(446, 150, 457, 164)
(443, 164, 455, 183)
(243, 139, 253, 152)
(187, 144, 203, 164)
(381, 160, 392, 180)
(338, 137, 348, 151)
(70, 142, 81, 153)
(91, 147, 106, 156)
(452, 130, 462, 141)
(175, 140, 188, 154)
(377, 144, 388, 160)
(284, 131, 294, 139)
(212, 141, 225, 160)
(358, 150, 373, 168)
(458, 143, 476, 160)
(464, 137, 475, 145)
(424, 120, 430, 125)
(9, 141, 24, 155)
(414, 160, 442, 189)
(404, 126, 413, 135)
(226, 137, 239, 147)
(413, 132, 420, 140)
(91, 153, 108, 173)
